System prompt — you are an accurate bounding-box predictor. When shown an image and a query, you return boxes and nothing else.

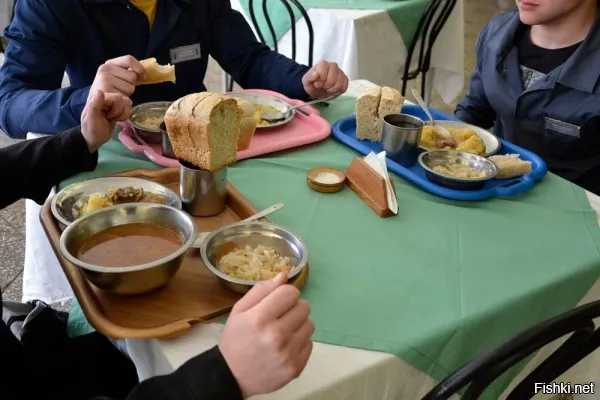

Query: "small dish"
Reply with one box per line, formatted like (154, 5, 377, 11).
(307, 167, 346, 193)
(227, 91, 295, 128)
(128, 101, 173, 144)
(418, 150, 499, 191)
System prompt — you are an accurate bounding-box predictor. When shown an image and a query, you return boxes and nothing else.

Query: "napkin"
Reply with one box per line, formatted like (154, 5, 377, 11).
(363, 151, 398, 214)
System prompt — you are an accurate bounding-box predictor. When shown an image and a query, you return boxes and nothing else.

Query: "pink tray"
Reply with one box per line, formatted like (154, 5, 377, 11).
(118, 89, 331, 167)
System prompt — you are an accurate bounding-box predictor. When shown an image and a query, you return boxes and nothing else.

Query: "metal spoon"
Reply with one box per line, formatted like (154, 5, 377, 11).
(411, 89, 452, 138)
(191, 202, 284, 248)
(261, 95, 339, 123)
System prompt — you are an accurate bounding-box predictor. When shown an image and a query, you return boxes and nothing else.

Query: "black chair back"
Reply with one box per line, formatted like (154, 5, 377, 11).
(401, 0, 457, 102)
(422, 300, 600, 400)
(227, 0, 314, 92)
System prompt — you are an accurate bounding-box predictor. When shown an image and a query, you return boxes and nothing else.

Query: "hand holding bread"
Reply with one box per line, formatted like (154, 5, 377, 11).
(90, 55, 147, 97)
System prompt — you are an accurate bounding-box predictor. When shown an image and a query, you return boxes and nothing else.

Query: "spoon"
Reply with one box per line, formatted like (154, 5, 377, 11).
(411, 89, 452, 138)
(191, 202, 284, 248)
(261, 95, 340, 123)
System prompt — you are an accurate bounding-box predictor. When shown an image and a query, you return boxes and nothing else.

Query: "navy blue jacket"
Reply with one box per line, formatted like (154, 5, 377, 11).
(0, 0, 310, 138)
(456, 11, 600, 193)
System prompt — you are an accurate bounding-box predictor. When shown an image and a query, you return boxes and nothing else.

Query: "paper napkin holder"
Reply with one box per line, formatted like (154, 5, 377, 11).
(346, 157, 397, 218)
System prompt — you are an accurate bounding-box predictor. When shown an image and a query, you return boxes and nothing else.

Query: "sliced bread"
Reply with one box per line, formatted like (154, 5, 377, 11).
(230, 97, 257, 150)
(488, 154, 533, 179)
(356, 86, 403, 142)
(139, 57, 176, 84)
(164, 92, 241, 171)
(355, 87, 381, 141)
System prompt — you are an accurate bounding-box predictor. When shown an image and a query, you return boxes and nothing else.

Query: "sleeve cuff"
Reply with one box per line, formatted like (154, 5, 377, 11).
(60, 127, 98, 172)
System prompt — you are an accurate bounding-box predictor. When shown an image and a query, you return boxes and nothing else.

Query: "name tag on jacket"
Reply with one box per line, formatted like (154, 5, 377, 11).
(544, 117, 581, 139)
(170, 44, 201, 64)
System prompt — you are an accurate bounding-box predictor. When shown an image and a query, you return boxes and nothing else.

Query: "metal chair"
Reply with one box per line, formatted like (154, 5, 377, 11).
(401, 0, 457, 104)
(226, 0, 314, 92)
(421, 300, 600, 400)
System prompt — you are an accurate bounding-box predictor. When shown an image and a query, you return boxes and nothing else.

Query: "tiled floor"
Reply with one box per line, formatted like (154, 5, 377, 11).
(0, 0, 506, 303)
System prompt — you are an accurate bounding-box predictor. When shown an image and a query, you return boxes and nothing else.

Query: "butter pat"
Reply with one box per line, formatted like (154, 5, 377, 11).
(363, 151, 398, 214)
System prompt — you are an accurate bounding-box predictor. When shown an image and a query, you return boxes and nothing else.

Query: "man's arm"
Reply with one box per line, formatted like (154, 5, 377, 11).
(454, 29, 496, 129)
(97, 347, 243, 400)
(0, 0, 90, 138)
(209, 0, 310, 100)
(0, 128, 97, 209)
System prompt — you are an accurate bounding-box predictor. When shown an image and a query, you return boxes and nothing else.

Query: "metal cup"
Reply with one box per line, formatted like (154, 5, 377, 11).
(179, 161, 228, 217)
(381, 114, 424, 167)
(159, 122, 175, 158)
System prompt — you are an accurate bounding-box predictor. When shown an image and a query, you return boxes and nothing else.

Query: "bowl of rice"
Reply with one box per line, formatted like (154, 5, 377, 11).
(200, 221, 308, 293)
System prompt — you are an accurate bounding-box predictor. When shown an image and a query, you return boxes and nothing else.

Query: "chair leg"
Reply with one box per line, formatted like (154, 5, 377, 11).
(423, 69, 435, 106)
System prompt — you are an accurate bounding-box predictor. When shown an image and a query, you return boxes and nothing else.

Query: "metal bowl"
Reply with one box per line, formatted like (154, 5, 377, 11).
(51, 177, 182, 230)
(128, 101, 172, 144)
(200, 221, 308, 293)
(418, 150, 499, 191)
(228, 92, 295, 128)
(159, 122, 175, 158)
(59, 203, 197, 295)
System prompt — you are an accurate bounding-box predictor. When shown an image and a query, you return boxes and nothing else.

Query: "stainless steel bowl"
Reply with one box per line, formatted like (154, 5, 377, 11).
(159, 122, 175, 158)
(418, 150, 499, 190)
(128, 101, 172, 144)
(59, 203, 197, 295)
(51, 177, 182, 230)
(200, 221, 308, 293)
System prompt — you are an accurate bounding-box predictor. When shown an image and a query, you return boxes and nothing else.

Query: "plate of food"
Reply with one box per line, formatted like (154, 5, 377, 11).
(419, 121, 501, 157)
(128, 101, 173, 144)
(227, 91, 295, 128)
(51, 177, 182, 229)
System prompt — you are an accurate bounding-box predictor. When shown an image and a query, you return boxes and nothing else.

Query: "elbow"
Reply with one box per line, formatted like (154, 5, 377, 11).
(0, 91, 27, 139)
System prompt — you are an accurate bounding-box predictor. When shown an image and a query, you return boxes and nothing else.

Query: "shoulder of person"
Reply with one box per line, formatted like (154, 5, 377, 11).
(477, 10, 520, 48)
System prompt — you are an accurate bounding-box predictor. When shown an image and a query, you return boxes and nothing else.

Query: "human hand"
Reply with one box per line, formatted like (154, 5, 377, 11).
(302, 60, 349, 99)
(219, 273, 314, 399)
(81, 90, 133, 153)
(90, 55, 147, 97)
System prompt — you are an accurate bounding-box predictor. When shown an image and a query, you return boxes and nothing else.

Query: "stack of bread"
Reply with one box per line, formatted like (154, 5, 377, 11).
(356, 86, 404, 142)
(164, 92, 258, 171)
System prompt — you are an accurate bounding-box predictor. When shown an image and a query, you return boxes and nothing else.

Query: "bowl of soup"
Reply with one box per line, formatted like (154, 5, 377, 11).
(59, 203, 197, 295)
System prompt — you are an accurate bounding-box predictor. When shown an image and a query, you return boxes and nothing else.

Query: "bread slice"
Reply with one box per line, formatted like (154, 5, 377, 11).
(139, 57, 176, 85)
(230, 97, 257, 150)
(164, 92, 241, 171)
(356, 87, 381, 141)
(488, 154, 533, 179)
(356, 86, 403, 142)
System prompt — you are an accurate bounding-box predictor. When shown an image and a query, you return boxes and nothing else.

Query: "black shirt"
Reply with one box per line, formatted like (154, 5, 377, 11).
(516, 26, 582, 89)
(0, 129, 243, 400)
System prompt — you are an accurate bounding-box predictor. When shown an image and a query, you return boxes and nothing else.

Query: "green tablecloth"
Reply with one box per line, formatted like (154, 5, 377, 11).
(65, 97, 600, 399)
(239, 0, 431, 48)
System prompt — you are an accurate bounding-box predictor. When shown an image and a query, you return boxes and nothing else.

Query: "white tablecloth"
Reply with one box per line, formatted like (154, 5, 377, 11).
(21, 80, 600, 398)
(228, 0, 465, 104)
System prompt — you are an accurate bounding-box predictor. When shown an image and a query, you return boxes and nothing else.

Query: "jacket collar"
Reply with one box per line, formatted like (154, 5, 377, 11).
(486, 10, 600, 94)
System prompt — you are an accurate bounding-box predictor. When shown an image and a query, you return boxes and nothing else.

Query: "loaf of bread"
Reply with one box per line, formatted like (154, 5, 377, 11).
(488, 154, 533, 179)
(230, 97, 257, 150)
(356, 86, 403, 142)
(164, 93, 241, 171)
(139, 57, 176, 85)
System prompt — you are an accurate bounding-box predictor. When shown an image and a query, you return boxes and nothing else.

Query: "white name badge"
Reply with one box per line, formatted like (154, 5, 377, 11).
(170, 43, 201, 64)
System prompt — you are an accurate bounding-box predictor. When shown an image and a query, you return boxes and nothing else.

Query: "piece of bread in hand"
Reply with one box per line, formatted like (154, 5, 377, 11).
(139, 57, 176, 85)
(488, 154, 533, 179)
(356, 86, 403, 142)
(164, 92, 241, 171)
(230, 97, 257, 150)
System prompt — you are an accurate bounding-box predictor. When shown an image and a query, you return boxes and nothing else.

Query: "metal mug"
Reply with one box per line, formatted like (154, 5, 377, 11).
(179, 161, 228, 217)
(381, 114, 424, 167)
(159, 122, 175, 158)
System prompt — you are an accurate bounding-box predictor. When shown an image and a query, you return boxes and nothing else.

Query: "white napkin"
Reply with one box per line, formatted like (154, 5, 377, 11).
(363, 151, 398, 215)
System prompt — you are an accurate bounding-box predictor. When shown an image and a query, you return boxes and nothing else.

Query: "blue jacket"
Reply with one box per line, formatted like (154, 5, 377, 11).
(0, 0, 310, 138)
(455, 11, 600, 192)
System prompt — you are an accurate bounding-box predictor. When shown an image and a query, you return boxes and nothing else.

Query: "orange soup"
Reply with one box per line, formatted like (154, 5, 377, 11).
(77, 223, 183, 267)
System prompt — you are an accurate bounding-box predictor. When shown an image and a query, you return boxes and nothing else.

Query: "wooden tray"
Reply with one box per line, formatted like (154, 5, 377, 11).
(40, 168, 309, 339)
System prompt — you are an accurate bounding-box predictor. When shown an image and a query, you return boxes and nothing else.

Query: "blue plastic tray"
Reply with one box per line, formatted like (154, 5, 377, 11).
(332, 104, 547, 201)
